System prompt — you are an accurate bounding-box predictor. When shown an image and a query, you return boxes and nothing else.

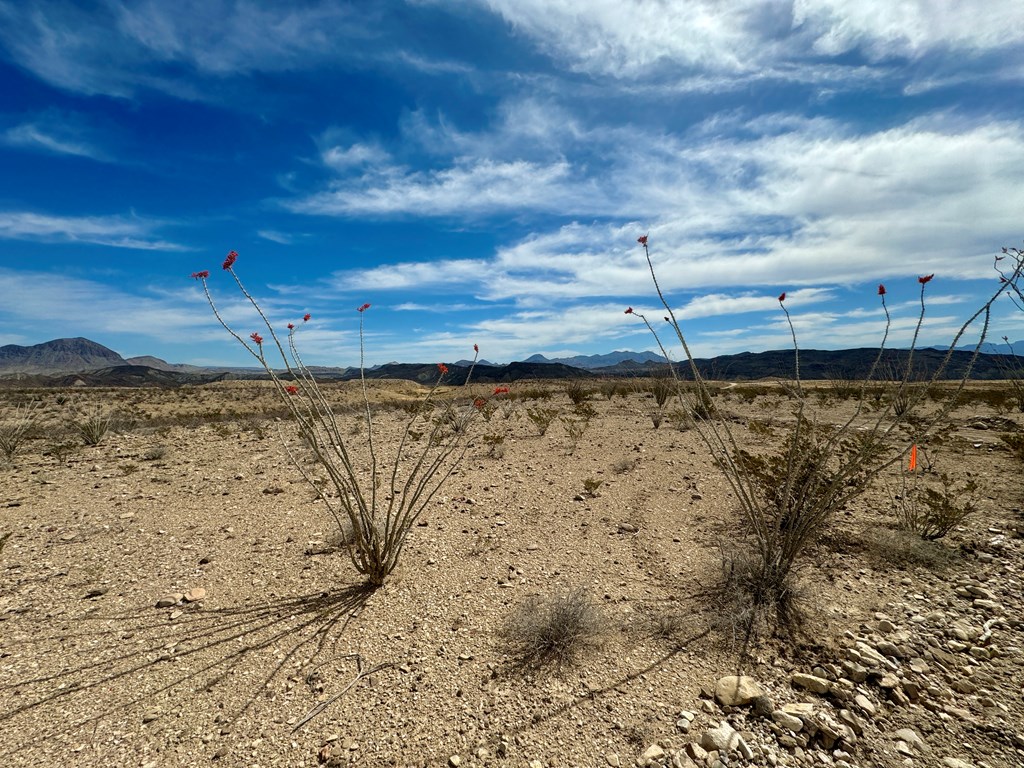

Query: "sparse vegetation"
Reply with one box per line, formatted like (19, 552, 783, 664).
(499, 587, 605, 669)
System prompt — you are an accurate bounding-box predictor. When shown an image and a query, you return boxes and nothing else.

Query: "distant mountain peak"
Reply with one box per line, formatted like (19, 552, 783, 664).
(0, 337, 126, 374)
(520, 350, 668, 369)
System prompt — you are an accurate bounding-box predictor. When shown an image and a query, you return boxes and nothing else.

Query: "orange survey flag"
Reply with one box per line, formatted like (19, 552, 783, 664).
(908, 444, 918, 471)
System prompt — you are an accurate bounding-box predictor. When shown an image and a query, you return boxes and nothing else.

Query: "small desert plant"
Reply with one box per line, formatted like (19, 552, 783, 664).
(891, 472, 977, 540)
(482, 432, 506, 459)
(142, 445, 167, 461)
(648, 374, 675, 408)
(525, 406, 560, 436)
(194, 252, 482, 587)
(499, 587, 605, 669)
(648, 409, 664, 429)
(73, 404, 116, 446)
(565, 379, 591, 406)
(560, 414, 590, 453)
(45, 441, 78, 465)
(599, 381, 623, 400)
(0, 402, 39, 463)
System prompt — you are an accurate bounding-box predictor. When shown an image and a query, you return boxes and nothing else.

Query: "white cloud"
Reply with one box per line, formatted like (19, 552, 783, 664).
(256, 230, 295, 245)
(290, 158, 583, 217)
(0, 211, 187, 251)
(330, 258, 489, 291)
(2, 121, 107, 161)
(792, 0, 1024, 59)
(0, 0, 377, 98)
(467, 0, 1024, 81)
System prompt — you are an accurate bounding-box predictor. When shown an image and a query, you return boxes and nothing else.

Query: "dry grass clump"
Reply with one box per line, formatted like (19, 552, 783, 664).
(0, 402, 39, 463)
(859, 526, 960, 570)
(500, 587, 606, 669)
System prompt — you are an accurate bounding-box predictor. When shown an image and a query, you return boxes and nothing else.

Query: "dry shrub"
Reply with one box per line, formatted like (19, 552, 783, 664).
(859, 526, 959, 570)
(500, 587, 606, 669)
(0, 402, 39, 463)
(891, 472, 977, 540)
(526, 406, 560, 436)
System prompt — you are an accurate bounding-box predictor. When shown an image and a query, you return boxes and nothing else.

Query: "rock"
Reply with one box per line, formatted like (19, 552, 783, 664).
(183, 587, 206, 602)
(894, 728, 928, 753)
(683, 742, 708, 762)
(772, 711, 804, 731)
(875, 640, 903, 659)
(604, 753, 621, 767)
(675, 718, 690, 733)
(714, 675, 765, 707)
(142, 709, 161, 723)
(701, 722, 739, 753)
(752, 694, 774, 718)
(155, 593, 182, 608)
(83, 587, 108, 599)
(640, 744, 665, 762)
(617, 522, 638, 534)
(448, 755, 461, 767)
(941, 759, 975, 768)
(790, 673, 830, 694)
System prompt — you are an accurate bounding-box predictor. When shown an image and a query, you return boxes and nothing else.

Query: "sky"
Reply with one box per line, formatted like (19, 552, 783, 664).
(1, 0, 1024, 368)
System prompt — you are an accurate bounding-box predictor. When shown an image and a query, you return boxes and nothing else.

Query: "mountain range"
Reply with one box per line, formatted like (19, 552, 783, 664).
(0, 337, 1022, 387)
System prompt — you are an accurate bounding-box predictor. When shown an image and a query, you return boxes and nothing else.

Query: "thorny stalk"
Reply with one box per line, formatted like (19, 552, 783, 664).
(193, 254, 483, 586)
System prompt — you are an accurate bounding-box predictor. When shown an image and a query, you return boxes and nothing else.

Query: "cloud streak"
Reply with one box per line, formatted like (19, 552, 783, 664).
(0, 211, 188, 251)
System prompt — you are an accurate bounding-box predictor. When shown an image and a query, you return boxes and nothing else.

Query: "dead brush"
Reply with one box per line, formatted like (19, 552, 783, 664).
(194, 252, 484, 587)
(499, 587, 606, 670)
(0, 402, 40, 463)
(628, 235, 1022, 647)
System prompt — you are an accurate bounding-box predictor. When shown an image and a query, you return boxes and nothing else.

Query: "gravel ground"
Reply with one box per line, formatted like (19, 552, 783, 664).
(1, 381, 1022, 767)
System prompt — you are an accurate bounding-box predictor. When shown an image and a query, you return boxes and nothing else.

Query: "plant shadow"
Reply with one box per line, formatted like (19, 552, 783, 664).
(0, 583, 374, 757)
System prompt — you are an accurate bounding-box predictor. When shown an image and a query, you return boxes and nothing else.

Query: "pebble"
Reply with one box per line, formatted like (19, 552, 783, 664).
(155, 593, 182, 608)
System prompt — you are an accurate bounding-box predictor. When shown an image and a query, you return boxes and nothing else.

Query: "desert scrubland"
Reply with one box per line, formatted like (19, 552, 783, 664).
(0, 379, 1023, 768)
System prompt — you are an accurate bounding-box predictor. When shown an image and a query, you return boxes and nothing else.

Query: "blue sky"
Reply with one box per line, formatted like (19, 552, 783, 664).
(1, 1, 1023, 368)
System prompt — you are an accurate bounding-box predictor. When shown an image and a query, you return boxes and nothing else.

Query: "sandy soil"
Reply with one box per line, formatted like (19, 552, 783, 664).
(1, 380, 1022, 768)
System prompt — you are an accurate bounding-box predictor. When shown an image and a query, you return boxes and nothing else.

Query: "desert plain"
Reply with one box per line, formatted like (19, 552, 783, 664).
(0, 378, 1022, 768)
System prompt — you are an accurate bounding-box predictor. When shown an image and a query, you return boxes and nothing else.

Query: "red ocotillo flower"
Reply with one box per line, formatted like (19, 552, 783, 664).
(285, 385, 298, 395)
(878, 284, 886, 296)
(637, 234, 648, 246)
(624, 307, 633, 314)
(918, 274, 934, 285)
(191, 270, 209, 280)
(357, 303, 370, 312)
(303, 313, 311, 322)
(778, 292, 786, 302)
(222, 251, 238, 270)
(437, 363, 449, 375)
(473, 397, 486, 409)
(493, 386, 510, 395)
(250, 332, 263, 345)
